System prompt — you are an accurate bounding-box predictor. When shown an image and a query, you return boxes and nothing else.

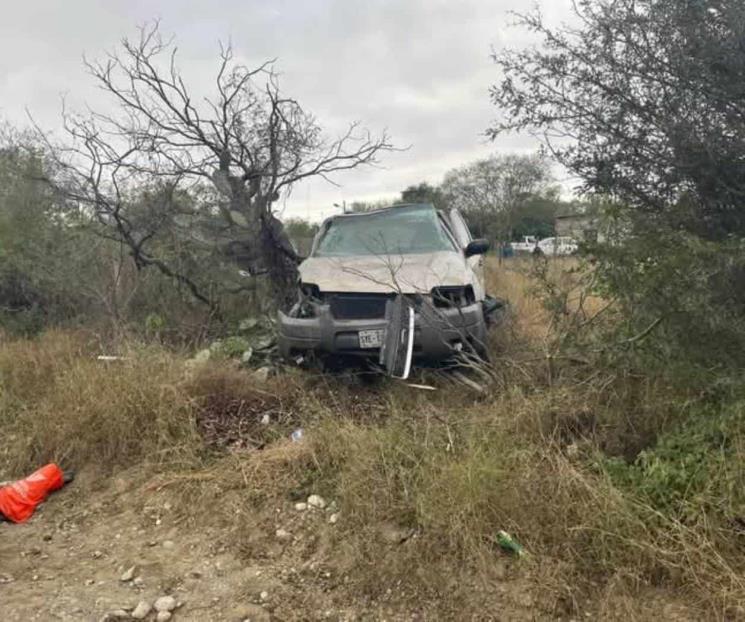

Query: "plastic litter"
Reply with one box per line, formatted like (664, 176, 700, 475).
(290, 428, 304, 442)
(0, 464, 73, 523)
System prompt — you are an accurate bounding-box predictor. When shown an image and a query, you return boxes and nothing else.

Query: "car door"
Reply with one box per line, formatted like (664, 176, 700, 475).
(448, 209, 485, 300)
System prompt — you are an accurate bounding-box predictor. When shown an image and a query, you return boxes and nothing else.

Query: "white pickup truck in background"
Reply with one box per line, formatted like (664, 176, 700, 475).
(534, 236, 579, 256)
(510, 236, 538, 253)
(510, 235, 579, 256)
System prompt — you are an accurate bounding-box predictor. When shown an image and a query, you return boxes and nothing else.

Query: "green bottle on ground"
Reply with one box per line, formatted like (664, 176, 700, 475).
(496, 530, 525, 558)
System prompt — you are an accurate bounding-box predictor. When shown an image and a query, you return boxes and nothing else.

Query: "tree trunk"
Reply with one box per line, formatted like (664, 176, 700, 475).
(214, 173, 299, 308)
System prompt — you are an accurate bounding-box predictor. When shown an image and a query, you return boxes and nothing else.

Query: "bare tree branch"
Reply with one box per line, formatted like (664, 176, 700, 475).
(36, 21, 396, 307)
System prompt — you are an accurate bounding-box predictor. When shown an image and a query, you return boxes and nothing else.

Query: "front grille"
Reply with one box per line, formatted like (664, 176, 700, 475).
(328, 294, 393, 320)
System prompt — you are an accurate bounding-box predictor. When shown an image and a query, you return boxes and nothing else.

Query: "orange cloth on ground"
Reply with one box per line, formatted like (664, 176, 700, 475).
(0, 463, 65, 523)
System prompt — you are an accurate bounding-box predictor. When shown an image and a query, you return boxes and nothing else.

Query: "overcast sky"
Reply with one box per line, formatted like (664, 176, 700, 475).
(0, 0, 575, 221)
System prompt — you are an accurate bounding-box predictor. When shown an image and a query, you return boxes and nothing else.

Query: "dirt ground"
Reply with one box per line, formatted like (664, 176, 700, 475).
(0, 466, 702, 622)
(0, 468, 537, 622)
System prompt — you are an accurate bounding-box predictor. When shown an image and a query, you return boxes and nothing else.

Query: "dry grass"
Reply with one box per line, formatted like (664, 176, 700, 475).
(290, 258, 745, 616)
(1, 262, 743, 618)
(0, 333, 305, 477)
(486, 256, 552, 340)
(0, 334, 203, 475)
(302, 382, 743, 612)
(485, 256, 607, 342)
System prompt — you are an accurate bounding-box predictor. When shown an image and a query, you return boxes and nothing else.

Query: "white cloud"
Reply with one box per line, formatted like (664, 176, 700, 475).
(0, 0, 575, 221)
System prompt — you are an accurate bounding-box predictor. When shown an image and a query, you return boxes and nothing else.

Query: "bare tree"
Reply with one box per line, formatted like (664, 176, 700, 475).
(38, 22, 394, 308)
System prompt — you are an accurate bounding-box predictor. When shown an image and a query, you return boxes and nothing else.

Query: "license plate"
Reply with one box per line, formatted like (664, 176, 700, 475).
(358, 329, 384, 349)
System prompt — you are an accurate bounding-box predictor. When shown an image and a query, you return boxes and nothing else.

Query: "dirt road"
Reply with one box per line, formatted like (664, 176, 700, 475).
(0, 472, 387, 621)
(1, 469, 530, 622)
(0, 468, 699, 622)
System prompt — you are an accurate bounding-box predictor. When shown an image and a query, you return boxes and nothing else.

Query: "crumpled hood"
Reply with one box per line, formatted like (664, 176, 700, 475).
(298, 251, 474, 294)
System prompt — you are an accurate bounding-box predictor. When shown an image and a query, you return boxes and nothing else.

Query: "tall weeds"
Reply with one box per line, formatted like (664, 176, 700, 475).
(1, 260, 743, 617)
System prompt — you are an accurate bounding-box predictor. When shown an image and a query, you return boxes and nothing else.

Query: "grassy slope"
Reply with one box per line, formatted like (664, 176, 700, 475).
(0, 259, 743, 619)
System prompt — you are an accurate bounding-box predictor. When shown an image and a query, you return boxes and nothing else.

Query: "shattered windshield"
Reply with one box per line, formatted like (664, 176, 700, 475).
(313, 205, 456, 257)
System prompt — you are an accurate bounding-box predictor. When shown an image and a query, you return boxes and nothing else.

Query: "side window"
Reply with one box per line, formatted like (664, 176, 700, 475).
(448, 209, 473, 248)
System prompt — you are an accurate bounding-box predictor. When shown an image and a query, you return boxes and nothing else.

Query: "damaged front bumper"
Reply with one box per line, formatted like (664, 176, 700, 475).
(277, 296, 487, 362)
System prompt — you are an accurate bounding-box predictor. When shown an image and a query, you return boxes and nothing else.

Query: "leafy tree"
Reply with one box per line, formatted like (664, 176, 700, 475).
(282, 218, 319, 240)
(399, 182, 446, 209)
(491, 0, 745, 367)
(0, 126, 239, 335)
(441, 153, 556, 241)
(491, 0, 745, 239)
(282, 218, 319, 256)
(511, 195, 560, 240)
(348, 198, 395, 213)
(0, 133, 98, 332)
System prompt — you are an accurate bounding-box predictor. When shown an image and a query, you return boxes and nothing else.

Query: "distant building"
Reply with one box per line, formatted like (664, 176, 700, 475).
(555, 210, 607, 243)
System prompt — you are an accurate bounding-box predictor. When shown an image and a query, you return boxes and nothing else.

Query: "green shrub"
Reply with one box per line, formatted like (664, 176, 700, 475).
(603, 400, 745, 525)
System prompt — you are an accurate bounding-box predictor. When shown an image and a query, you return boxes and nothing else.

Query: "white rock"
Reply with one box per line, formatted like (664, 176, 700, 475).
(307, 495, 326, 509)
(328, 513, 339, 524)
(275, 529, 292, 541)
(157, 612, 172, 622)
(162, 540, 175, 550)
(133, 576, 144, 588)
(120, 566, 136, 582)
(294, 502, 307, 511)
(131, 601, 152, 620)
(154, 595, 177, 612)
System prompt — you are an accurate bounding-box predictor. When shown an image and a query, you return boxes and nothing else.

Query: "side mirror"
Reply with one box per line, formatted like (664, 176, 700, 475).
(465, 238, 490, 257)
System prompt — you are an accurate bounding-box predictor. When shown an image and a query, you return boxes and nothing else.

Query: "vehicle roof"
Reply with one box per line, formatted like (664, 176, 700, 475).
(327, 203, 436, 220)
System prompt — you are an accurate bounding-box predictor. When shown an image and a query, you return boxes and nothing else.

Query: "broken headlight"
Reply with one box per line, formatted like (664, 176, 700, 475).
(296, 282, 322, 318)
(300, 282, 321, 299)
(430, 285, 475, 308)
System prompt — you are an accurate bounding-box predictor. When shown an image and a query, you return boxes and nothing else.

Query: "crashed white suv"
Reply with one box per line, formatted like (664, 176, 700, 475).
(278, 203, 501, 372)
